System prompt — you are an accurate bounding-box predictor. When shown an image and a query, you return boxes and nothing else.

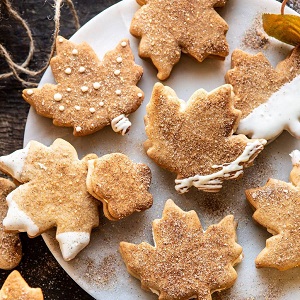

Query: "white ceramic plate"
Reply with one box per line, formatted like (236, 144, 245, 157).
(24, 0, 300, 299)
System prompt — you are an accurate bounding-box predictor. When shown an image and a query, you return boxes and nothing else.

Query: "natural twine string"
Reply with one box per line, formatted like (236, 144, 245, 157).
(0, 0, 80, 87)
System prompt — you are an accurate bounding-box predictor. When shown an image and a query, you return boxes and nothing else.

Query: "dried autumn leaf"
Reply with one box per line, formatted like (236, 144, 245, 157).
(131, 0, 230, 80)
(120, 199, 243, 300)
(246, 150, 300, 270)
(262, 13, 300, 46)
(22, 36, 144, 136)
(144, 83, 266, 193)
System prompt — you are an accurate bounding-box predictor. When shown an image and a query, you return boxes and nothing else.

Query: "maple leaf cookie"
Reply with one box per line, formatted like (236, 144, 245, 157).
(0, 139, 99, 261)
(246, 150, 300, 270)
(144, 82, 266, 193)
(86, 153, 153, 221)
(120, 199, 243, 300)
(0, 178, 22, 270)
(22, 36, 144, 136)
(226, 46, 300, 141)
(131, 0, 230, 80)
(0, 270, 43, 300)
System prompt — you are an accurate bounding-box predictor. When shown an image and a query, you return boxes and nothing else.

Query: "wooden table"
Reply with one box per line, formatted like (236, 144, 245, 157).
(0, 0, 299, 299)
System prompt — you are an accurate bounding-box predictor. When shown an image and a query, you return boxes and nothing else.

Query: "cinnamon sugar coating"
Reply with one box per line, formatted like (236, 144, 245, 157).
(0, 178, 22, 270)
(86, 153, 153, 221)
(131, 0, 229, 80)
(120, 199, 243, 300)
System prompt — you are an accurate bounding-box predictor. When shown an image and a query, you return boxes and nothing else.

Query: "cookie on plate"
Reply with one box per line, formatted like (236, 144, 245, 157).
(0, 138, 99, 261)
(130, 0, 230, 80)
(225, 46, 300, 141)
(144, 82, 266, 193)
(23, 36, 144, 136)
(0, 178, 22, 270)
(246, 150, 300, 270)
(120, 199, 243, 299)
(86, 153, 153, 221)
(0, 270, 43, 300)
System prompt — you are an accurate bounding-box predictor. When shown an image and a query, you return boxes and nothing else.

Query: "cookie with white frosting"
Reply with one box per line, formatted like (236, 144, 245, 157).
(144, 82, 266, 193)
(0, 138, 99, 261)
(22, 36, 144, 136)
(0, 178, 22, 270)
(226, 46, 300, 141)
(87, 153, 153, 221)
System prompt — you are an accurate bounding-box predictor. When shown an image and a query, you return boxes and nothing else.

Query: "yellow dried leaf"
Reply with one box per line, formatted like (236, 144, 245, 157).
(262, 13, 300, 46)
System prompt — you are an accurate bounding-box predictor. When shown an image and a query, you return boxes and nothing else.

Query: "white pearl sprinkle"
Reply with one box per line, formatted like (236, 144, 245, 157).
(115, 89, 121, 95)
(54, 93, 62, 101)
(116, 57, 123, 63)
(79, 66, 86, 73)
(72, 49, 78, 55)
(81, 86, 88, 92)
(99, 101, 104, 107)
(93, 82, 101, 89)
(75, 105, 81, 111)
(65, 67, 72, 74)
(89, 108, 96, 113)
(137, 92, 143, 98)
(75, 126, 82, 132)
(58, 37, 64, 43)
(59, 105, 65, 111)
(66, 88, 72, 92)
(26, 89, 34, 95)
(114, 69, 121, 76)
(121, 41, 127, 47)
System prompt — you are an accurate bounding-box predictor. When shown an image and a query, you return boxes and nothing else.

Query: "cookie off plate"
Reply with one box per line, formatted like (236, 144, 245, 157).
(24, 0, 300, 299)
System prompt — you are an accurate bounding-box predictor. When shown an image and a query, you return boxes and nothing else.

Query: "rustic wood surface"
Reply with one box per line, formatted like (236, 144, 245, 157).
(0, 1, 121, 299)
(0, 0, 299, 299)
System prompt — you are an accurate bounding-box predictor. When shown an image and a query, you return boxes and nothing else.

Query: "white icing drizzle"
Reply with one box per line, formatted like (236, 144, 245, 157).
(4, 191, 39, 236)
(175, 140, 266, 193)
(81, 86, 88, 92)
(56, 232, 90, 261)
(0, 142, 31, 181)
(111, 114, 131, 135)
(93, 82, 100, 89)
(290, 150, 300, 166)
(26, 89, 33, 95)
(64, 67, 72, 74)
(54, 93, 62, 101)
(79, 66, 86, 73)
(237, 76, 300, 140)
